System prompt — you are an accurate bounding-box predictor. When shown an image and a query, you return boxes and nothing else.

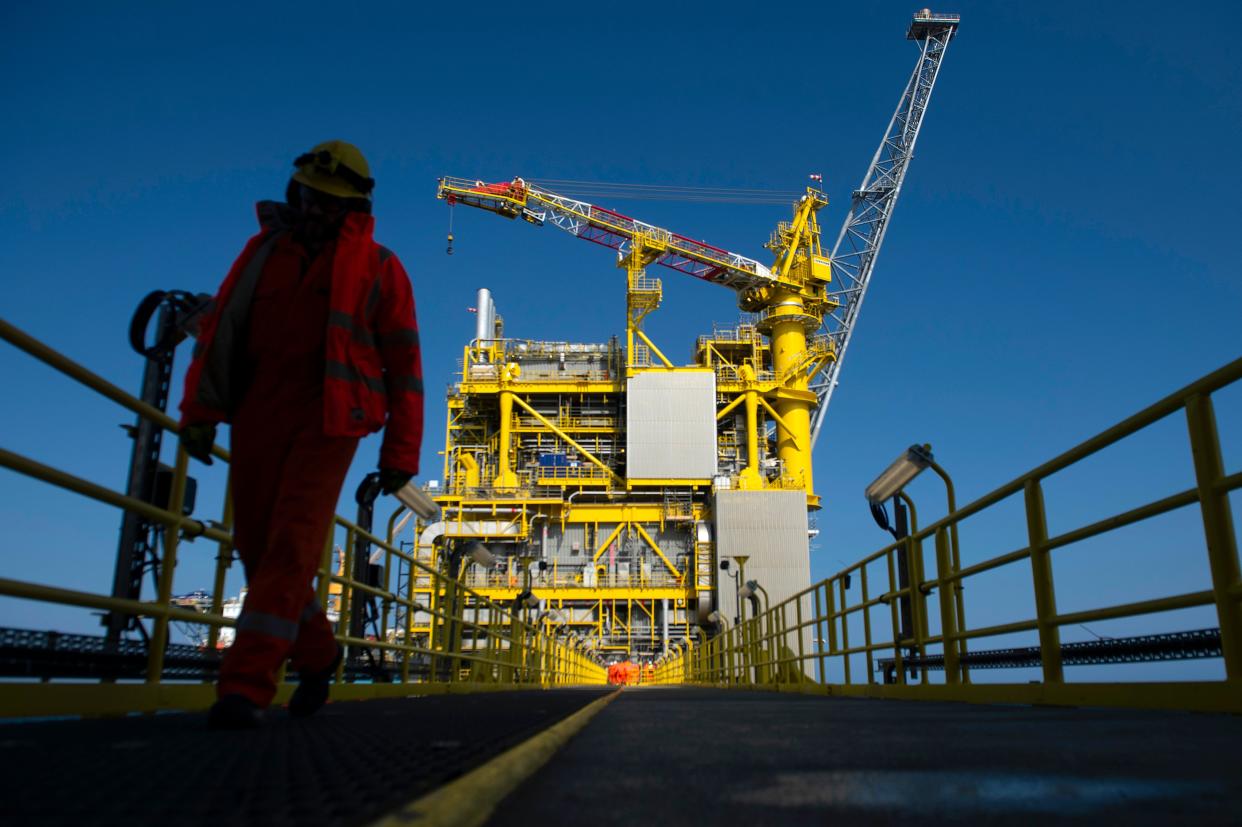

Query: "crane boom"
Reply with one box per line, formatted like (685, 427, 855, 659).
(809, 11, 960, 447)
(437, 10, 960, 491)
(437, 176, 774, 292)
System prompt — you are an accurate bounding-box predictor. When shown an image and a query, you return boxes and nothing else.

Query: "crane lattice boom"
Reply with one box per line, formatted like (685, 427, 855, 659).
(438, 9, 960, 461)
(810, 11, 959, 446)
(437, 177, 775, 292)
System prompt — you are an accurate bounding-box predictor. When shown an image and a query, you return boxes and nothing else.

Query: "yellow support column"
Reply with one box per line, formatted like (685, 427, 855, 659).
(767, 291, 817, 503)
(495, 364, 519, 489)
(738, 365, 763, 489)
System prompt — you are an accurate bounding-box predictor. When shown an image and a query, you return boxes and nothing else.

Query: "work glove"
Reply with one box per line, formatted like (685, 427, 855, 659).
(378, 467, 414, 495)
(180, 423, 217, 465)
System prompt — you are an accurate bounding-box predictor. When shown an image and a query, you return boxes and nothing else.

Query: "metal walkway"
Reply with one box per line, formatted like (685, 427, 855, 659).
(489, 687, 1242, 826)
(1, 688, 611, 827)
(5, 686, 1240, 825)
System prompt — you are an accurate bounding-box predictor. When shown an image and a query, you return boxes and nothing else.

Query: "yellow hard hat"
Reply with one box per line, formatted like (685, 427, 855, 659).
(292, 140, 374, 200)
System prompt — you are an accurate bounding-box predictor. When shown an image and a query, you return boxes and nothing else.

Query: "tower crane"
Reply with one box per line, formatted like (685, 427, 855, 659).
(437, 10, 959, 502)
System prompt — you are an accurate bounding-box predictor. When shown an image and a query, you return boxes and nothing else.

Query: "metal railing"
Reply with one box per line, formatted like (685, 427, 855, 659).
(462, 570, 685, 591)
(0, 318, 606, 718)
(656, 356, 1242, 712)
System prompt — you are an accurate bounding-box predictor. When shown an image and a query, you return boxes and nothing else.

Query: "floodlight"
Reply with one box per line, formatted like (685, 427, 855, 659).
(864, 444, 934, 504)
(394, 481, 441, 520)
(463, 541, 498, 568)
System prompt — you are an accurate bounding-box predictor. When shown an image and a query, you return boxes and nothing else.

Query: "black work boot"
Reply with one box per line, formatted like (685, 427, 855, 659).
(208, 694, 265, 730)
(289, 645, 343, 719)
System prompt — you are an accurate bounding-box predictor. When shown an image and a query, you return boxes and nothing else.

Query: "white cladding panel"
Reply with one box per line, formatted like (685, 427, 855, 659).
(626, 371, 717, 479)
(714, 490, 813, 674)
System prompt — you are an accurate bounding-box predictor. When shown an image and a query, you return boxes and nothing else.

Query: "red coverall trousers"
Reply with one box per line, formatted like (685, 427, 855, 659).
(217, 236, 358, 707)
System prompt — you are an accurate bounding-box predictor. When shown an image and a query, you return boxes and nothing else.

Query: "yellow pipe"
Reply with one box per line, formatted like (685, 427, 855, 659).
(457, 451, 481, 489)
(495, 385, 518, 488)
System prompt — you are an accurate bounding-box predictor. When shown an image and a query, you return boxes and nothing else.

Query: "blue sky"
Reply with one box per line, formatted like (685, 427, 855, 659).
(2, 1, 1239, 680)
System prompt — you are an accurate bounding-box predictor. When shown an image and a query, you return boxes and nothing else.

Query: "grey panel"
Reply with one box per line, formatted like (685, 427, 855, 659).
(714, 490, 813, 676)
(626, 371, 716, 479)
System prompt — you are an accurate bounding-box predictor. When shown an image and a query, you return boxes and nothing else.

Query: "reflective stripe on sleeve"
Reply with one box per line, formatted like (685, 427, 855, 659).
(326, 360, 387, 394)
(378, 328, 420, 349)
(388, 375, 424, 394)
(237, 610, 299, 641)
(328, 310, 377, 348)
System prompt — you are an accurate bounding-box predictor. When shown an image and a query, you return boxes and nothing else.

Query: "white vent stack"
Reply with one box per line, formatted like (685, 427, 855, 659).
(475, 288, 496, 342)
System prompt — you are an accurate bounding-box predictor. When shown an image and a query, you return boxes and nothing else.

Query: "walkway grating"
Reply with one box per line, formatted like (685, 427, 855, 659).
(487, 687, 1242, 826)
(0, 687, 612, 826)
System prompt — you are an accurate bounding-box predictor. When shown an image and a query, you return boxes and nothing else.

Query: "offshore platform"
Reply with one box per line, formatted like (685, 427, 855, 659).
(409, 11, 962, 662)
(4, 9, 1242, 826)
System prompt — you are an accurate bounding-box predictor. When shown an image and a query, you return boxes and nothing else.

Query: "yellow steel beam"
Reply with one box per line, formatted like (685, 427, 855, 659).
(634, 523, 683, 580)
(716, 394, 745, 421)
(471, 587, 686, 601)
(632, 328, 674, 369)
(592, 523, 625, 563)
(756, 395, 797, 446)
(508, 395, 624, 484)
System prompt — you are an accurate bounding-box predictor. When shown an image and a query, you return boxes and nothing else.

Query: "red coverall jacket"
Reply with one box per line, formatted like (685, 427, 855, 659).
(179, 201, 424, 474)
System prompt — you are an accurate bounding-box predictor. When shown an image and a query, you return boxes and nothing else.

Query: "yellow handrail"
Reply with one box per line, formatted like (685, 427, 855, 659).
(656, 356, 1242, 713)
(0, 317, 606, 718)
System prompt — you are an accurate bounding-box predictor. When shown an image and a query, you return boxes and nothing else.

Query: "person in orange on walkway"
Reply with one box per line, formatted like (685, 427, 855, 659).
(179, 141, 424, 730)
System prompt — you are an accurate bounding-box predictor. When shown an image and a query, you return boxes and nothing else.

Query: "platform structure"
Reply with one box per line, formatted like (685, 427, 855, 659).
(406, 311, 819, 664)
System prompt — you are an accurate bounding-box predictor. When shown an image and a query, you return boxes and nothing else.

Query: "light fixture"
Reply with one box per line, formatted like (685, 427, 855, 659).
(394, 481, 441, 520)
(462, 541, 498, 568)
(514, 589, 541, 610)
(864, 444, 934, 504)
(738, 579, 769, 615)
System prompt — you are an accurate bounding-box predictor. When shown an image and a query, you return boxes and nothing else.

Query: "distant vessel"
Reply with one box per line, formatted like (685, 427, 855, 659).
(171, 548, 345, 649)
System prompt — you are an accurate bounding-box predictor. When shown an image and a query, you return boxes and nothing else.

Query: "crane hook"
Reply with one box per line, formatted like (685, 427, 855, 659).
(446, 201, 455, 255)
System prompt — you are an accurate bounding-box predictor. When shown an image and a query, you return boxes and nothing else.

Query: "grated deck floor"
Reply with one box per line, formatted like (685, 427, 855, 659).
(0, 687, 612, 826)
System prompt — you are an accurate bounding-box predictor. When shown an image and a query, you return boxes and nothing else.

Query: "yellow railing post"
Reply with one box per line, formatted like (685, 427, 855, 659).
(934, 528, 961, 684)
(795, 594, 806, 682)
(1185, 393, 1242, 678)
(814, 584, 828, 683)
(205, 480, 235, 655)
(145, 445, 191, 686)
(885, 549, 905, 684)
(1024, 478, 1063, 683)
(860, 566, 873, 683)
(837, 578, 851, 683)
(902, 536, 926, 683)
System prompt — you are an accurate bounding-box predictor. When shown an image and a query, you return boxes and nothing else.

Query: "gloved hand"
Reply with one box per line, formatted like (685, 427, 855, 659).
(378, 467, 413, 494)
(180, 423, 217, 465)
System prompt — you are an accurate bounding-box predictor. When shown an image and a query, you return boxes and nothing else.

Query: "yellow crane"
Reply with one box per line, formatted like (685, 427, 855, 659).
(436, 177, 836, 500)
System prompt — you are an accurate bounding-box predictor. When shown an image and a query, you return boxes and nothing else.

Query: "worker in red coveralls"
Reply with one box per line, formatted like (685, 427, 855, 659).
(178, 141, 424, 729)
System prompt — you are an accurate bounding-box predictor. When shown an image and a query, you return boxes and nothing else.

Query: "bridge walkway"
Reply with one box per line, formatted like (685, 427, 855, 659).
(0, 687, 612, 827)
(488, 687, 1242, 826)
(4, 685, 1239, 825)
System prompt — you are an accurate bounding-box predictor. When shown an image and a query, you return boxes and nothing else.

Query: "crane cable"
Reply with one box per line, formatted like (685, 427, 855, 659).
(528, 178, 803, 205)
(446, 199, 455, 255)
(443, 178, 806, 255)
